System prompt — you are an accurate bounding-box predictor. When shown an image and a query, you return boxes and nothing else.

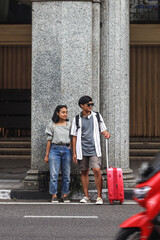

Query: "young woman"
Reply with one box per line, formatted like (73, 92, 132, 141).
(44, 105, 71, 203)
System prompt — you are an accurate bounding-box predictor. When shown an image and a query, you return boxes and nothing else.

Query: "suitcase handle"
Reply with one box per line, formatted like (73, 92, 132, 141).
(106, 139, 109, 169)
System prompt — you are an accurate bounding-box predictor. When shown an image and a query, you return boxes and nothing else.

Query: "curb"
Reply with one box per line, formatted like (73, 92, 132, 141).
(9, 189, 133, 200)
(11, 190, 51, 200)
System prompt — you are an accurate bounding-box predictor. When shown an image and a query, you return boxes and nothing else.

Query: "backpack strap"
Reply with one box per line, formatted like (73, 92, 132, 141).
(75, 112, 101, 132)
(75, 115, 80, 132)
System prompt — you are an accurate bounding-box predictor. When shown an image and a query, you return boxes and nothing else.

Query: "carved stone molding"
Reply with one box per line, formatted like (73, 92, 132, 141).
(20, 0, 100, 5)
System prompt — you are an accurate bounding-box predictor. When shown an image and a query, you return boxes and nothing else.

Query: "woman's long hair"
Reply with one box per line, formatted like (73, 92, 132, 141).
(52, 105, 68, 123)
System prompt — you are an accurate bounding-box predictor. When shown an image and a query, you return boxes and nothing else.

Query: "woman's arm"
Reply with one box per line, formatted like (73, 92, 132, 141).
(44, 140, 51, 163)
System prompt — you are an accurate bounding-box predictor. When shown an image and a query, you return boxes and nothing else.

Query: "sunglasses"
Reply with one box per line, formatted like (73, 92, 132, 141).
(87, 103, 94, 107)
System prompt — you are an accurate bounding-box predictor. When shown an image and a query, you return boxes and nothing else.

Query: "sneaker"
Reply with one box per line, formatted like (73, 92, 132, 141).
(96, 197, 103, 205)
(51, 197, 59, 203)
(63, 196, 70, 203)
(80, 196, 90, 203)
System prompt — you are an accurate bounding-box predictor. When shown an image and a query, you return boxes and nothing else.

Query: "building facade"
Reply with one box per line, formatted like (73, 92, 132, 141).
(1, 0, 160, 190)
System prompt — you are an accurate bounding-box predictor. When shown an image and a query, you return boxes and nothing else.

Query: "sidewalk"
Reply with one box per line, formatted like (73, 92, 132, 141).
(0, 158, 133, 200)
(0, 157, 30, 199)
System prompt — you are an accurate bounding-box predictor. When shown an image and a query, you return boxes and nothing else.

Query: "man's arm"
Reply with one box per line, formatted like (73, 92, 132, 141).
(72, 136, 77, 164)
(99, 114, 111, 138)
(101, 130, 111, 139)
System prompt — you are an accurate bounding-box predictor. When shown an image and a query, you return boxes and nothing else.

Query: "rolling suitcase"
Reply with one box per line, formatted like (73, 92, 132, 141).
(106, 139, 124, 204)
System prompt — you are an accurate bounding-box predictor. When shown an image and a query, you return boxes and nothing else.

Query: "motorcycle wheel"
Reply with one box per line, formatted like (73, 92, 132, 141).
(115, 228, 140, 240)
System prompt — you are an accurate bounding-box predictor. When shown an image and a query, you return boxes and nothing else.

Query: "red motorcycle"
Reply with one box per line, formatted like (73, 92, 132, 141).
(115, 153, 160, 240)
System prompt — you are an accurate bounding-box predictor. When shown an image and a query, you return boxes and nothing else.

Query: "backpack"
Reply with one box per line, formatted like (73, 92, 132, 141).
(75, 112, 101, 132)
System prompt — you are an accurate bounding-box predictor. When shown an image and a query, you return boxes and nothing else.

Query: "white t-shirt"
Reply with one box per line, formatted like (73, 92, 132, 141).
(71, 111, 107, 160)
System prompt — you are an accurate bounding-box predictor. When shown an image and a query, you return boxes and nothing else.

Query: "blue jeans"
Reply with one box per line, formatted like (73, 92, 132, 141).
(49, 144, 71, 195)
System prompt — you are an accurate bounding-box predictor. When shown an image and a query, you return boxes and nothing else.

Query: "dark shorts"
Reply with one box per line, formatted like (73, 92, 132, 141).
(78, 156, 101, 171)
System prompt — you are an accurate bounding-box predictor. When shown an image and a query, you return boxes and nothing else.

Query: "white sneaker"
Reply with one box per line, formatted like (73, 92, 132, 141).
(96, 197, 103, 205)
(80, 196, 90, 203)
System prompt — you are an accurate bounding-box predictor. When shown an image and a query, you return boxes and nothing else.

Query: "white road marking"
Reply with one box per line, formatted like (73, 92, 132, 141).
(0, 190, 11, 200)
(24, 215, 98, 219)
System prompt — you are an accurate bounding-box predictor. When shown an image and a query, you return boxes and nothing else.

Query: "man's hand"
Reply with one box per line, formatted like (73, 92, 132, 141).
(101, 130, 111, 139)
(44, 156, 49, 164)
(73, 154, 77, 164)
(105, 133, 111, 139)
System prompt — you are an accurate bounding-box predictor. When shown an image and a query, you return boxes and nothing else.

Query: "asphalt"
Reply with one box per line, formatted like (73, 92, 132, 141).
(0, 202, 141, 240)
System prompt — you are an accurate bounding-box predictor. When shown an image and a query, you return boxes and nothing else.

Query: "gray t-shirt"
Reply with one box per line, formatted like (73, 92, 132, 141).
(45, 121, 71, 144)
(81, 115, 96, 156)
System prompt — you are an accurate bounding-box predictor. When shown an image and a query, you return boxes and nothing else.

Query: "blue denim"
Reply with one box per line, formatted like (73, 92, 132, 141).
(49, 144, 71, 195)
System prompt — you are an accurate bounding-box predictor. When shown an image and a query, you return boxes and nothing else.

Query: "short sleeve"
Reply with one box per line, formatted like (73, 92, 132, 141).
(67, 121, 71, 136)
(70, 117, 77, 136)
(99, 114, 107, 133)
(45, 122, 54, 141)
(67, 121, 71, 129)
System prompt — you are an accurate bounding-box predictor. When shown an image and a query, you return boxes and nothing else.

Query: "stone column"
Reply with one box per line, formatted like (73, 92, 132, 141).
(100, 0, 135, 187)
(24, 0, 101, 189)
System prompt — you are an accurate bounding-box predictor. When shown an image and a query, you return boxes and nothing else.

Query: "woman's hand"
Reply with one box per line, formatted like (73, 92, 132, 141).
(73, 153, 77, 164)
(44, 156, 49, 164)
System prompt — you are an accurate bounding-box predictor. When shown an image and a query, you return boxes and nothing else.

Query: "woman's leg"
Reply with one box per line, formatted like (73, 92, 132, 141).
(49, 145, 61, 196)
(61, 147, 71, 196)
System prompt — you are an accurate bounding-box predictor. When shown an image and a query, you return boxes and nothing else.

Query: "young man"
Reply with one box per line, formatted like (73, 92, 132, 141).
(71, 96, 110, 204)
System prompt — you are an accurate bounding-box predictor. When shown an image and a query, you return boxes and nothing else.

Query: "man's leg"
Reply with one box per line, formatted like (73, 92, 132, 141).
(92, 168, 102, 198)
(81, 169, 89, 198)
(78, 156, 90, 198)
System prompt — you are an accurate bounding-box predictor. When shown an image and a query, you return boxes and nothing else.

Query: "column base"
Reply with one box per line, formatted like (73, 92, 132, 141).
(87, 169, 135, 200)
(122, 168, 136, 188)
(102, 168, 135, 189)
(88, 170, 107, 190)
(23, 169, 39, 190)
(88, 168, 136, 190)
(88, 168, 135, 190)
(23, 168, 135, 193)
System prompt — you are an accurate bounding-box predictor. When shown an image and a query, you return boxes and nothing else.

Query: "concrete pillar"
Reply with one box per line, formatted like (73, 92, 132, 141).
(100, 0, 135, 187)
(24, 0, 101, 189)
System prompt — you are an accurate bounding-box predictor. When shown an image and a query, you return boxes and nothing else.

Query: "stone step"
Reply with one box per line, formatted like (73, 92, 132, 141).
(130, 137, 160, 142)
(0, 137, 31, 142)
(0, 148, 31, 155)
(130, 149, 159, 156)
(130, 142, 160, 149)
(0, 141, 31, 148)
(0, 155, 31, 161)
(130, 156, 154, 161)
